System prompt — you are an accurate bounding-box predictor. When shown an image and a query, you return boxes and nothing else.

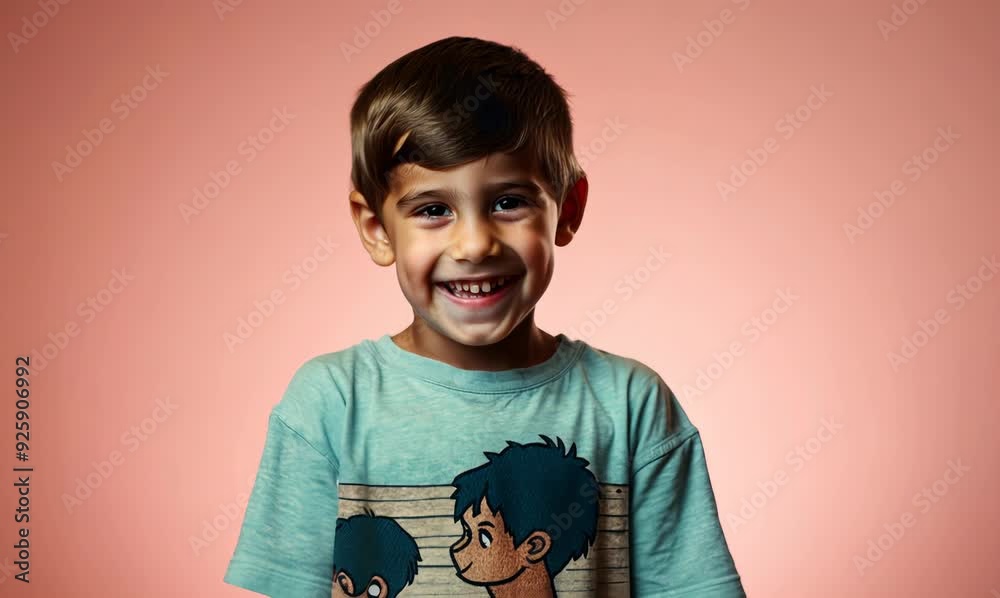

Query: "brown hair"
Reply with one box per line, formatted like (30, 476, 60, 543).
(349, 36, 584, 224)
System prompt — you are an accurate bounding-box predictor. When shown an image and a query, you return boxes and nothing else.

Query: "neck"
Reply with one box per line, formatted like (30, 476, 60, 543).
(487, 566, 555, 598)
(395, 312, 558, 371)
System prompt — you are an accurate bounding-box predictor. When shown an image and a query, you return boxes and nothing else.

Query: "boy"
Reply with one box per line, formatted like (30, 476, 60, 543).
(224, 36, 745, 597)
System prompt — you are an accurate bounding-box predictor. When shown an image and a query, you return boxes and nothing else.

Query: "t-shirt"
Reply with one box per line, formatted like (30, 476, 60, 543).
(224, 333, 745, 598)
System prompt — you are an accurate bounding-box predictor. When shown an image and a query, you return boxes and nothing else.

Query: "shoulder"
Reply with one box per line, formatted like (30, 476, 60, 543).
(569, 336, 668, 396)
(570, 336, 696, 441)
(272, 338, 379, 422)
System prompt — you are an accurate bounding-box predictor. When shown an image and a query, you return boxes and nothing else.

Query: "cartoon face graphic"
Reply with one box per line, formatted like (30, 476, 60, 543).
(332, 510, 421, 598)
(450, 496, 553, 585)
(449, 435, 600, 597)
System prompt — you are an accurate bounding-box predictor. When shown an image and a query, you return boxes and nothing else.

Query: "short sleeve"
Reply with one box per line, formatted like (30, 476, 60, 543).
(224, 361, 343, 598)
(629, 377, 745, 597)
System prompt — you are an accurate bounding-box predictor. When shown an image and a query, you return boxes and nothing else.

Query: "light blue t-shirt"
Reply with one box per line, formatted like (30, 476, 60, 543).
(224, 333, 745, 598)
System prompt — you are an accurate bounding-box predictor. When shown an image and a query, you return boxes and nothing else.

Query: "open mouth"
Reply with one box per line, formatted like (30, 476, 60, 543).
(437, 274, 522, 300)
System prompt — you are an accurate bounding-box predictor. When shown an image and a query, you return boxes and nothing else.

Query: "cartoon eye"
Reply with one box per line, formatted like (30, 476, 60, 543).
(367, 582, 381, 597)
(478, 530, 493, 548)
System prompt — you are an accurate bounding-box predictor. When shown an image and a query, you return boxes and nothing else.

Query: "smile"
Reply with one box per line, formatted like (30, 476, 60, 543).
(436, 274, 521, 308)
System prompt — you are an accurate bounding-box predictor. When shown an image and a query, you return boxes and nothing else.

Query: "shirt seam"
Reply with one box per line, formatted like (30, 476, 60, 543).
(632, 426, 700, 474)
(271, 411, 341, 474)
(364, 337, 587, 395)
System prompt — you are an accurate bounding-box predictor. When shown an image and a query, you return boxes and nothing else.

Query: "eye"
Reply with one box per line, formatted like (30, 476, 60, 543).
(493, 195, 527, 212)
(413, 203, 452, 220)
(478, 529, 493, 548)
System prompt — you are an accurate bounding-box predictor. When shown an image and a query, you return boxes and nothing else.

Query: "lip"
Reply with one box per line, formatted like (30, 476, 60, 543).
(436, 275, 520, 309)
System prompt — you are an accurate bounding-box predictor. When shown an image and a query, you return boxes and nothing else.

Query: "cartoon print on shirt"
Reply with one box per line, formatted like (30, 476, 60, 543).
(332, 509, 422, 598)
(449, 435, 600, 598)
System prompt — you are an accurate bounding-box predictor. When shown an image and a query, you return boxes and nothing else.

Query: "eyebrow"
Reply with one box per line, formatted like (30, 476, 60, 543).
(476, 521, 495, 529)
(394, 180, 542, 212)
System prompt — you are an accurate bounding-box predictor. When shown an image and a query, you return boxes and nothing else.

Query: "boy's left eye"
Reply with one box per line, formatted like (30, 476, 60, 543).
(493, 195, 527, 212)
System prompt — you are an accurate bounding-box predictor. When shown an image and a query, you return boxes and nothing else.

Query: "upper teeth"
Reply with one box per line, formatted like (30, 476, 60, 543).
(447, 276, 510, 293)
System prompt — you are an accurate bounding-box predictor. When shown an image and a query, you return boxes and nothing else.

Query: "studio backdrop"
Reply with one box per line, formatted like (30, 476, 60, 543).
(1, 0, 997, 596)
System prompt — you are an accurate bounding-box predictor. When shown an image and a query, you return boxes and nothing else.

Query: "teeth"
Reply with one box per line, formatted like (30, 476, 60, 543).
(445, 275, 514, 296)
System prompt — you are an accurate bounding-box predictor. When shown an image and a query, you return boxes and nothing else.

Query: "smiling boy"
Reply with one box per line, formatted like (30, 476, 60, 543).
(225, 36, 745, 597)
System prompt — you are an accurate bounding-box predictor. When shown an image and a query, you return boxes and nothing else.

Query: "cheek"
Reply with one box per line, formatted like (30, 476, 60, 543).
(479, 539, 523, 576)
(396, 238, 439, 284)
(520, 238, 555, 281)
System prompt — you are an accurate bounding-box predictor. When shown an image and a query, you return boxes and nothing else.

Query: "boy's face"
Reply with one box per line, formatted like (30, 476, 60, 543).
(350, 136, 587, 348)
(449, 497, 552, 585)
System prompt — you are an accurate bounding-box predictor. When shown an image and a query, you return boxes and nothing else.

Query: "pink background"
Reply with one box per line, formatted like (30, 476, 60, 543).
(1, 0, 998, 595)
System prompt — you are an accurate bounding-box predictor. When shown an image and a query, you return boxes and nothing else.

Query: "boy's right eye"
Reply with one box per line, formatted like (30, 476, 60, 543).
(414, 204, 451, 219)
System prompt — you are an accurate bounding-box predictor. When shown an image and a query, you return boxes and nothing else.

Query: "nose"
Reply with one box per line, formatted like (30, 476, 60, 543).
(448, 214, 501, 264)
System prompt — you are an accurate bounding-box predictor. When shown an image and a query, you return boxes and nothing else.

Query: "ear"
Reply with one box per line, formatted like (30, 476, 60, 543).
(555, 175, 588, 247)
(333, 571, 355, 597)
(349, 189, 395, 267)
(519, 530, 553, 564)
